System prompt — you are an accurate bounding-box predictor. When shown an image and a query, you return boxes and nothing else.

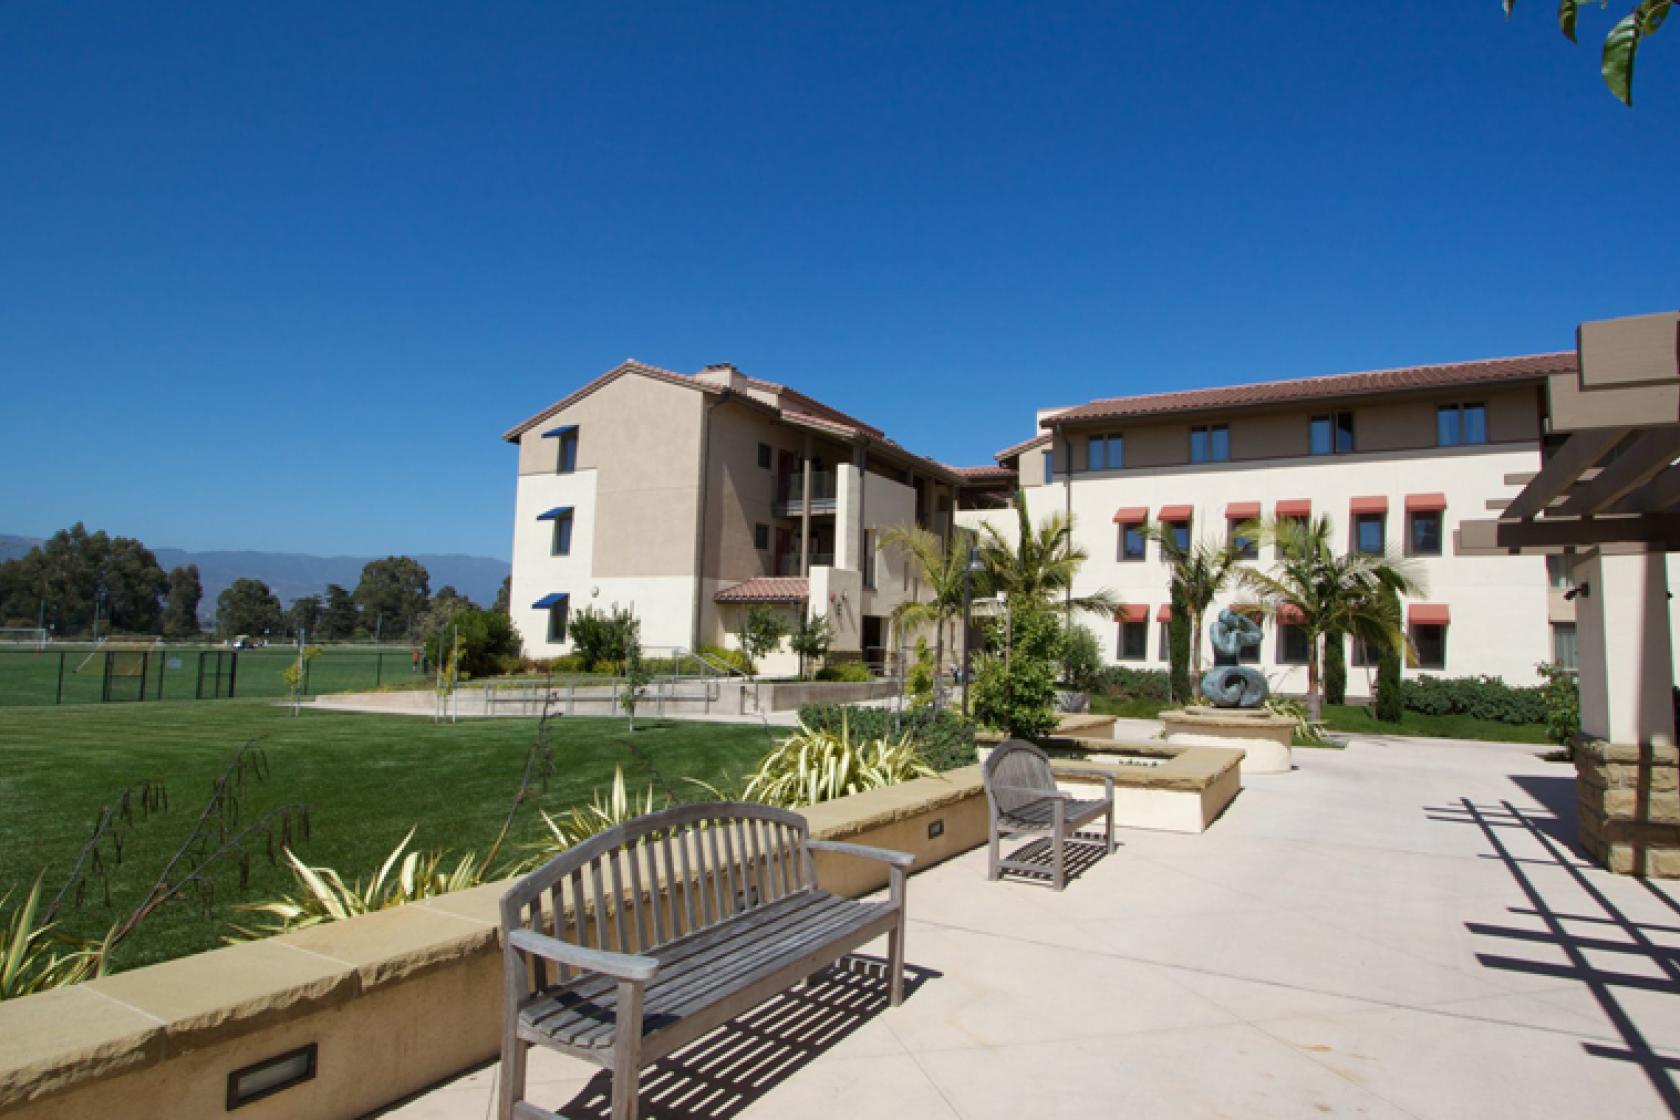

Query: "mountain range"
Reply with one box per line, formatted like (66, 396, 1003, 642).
(0, 534, 509, 612)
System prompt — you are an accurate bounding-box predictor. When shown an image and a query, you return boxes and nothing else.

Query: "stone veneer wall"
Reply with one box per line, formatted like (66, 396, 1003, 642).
(1576, 738, 1680, 878)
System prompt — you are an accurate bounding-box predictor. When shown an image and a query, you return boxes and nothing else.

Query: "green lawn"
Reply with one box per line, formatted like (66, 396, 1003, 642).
(0, 701, 776, 971)
(1318, 703, 1554, 744)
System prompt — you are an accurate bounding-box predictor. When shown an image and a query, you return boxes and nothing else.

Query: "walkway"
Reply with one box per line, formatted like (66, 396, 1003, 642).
(384, 735, 1680, 1119)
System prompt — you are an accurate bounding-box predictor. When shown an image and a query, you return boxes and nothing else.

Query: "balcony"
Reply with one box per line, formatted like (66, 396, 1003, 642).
(775, 551, 835, 577)
(774, 469, 838, 517)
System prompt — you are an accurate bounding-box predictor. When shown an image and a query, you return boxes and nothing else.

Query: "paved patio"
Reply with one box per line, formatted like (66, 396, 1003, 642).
(384, 734, 1680, 1119)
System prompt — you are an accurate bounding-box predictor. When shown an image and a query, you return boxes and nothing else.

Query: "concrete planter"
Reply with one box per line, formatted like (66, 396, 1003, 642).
(1160, 706, 1295, 774)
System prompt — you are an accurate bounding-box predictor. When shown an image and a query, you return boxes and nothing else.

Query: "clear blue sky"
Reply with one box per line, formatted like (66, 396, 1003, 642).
(2, 3, 1675, 560)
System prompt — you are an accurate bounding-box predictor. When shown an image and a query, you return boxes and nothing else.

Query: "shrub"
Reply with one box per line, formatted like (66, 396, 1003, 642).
(798, 704, 978, 772)
(739, 605, 789, 666)
(1536, 662, 1581, 747)
(1094, 665, 1173, 703)
(1059, 624, 1104, 691)
(743, 717, 934, 808)
(1373, 587, 1404, 723)
(971, 602, 1062, 739)
(906, 638, 936, 710)
(788, 613, 833, 679)
(423, 609, 519, 679)
(1168, 584, 1191, 703)
(1265, 695, 1330, 745)
(567, 606, 639, 672)
(816, 661, 872, 682)
(2, 873, 106, 999)
(1398, 674, 1547, 725)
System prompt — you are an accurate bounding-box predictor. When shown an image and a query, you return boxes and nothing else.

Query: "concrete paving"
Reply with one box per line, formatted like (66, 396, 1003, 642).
(381, 735, 1680, 1120)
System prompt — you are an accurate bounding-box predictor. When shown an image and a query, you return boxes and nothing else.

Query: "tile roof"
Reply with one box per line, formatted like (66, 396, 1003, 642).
(1047, 352, 1576, 427)
(994, 433, 1051, 462)
(714, 577, 809, 604)
(947, 464, 1017, 482)
(502, 360, 703, 441)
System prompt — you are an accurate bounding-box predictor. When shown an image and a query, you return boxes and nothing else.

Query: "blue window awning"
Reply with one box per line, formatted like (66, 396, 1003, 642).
(542, 424, 578, 439)
(532, 592, 569, 609)
(536, 506, 573, 521)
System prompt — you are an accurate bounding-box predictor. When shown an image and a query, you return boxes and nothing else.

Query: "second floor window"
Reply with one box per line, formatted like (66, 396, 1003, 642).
(557, 429, 580, 473)
(757, 443, 772, 469)
(753, 523, 769, 551)
(1087, 434, 1123, 471)
(1310, 412, 1355, 455)
(551, 511, 574, 557)
(1355, 513, 1385, 556)
(1438, 403, 1487, 447)
(1190, 424, 1230, 463)
(1409, 511, 1442, 556)
(1119, 523, 1146, 561)
(1042, 449, 1054, 484)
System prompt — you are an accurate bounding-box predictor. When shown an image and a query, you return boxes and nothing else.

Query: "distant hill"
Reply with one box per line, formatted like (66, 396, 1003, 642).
(0, 534, 508, 612)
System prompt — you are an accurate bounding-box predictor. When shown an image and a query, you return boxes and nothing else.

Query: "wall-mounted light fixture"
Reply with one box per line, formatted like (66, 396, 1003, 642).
(1563, 582, 1591, 601)
(227, 1044, 316, 1110)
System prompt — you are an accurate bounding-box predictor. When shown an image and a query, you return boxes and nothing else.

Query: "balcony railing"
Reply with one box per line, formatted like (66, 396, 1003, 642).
(774, 551, 835, 577)
(774, 470, 838, 515)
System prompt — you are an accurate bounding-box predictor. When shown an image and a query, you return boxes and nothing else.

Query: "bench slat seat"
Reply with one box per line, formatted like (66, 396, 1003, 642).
(498, 802, 912, 1120)
(520, 891, 895, 1050)
(996, 794, 1110, 831)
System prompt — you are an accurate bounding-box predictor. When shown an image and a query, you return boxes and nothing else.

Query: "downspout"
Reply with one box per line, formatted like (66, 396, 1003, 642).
(690, 396, 718, 651)
(799, 433, 813, 577)
(1061, 425, 1073, 624)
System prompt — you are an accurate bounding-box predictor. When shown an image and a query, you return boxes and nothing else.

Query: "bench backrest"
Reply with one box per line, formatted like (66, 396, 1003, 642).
(983, 739, 1056, 818)
(500, 801, 814, 984)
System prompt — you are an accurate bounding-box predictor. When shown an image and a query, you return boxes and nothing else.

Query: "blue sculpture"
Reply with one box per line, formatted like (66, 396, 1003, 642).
(1199, 608, 1269, 708)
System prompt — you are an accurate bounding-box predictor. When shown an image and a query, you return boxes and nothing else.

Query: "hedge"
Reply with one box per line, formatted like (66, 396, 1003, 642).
(1093, 665, 1173, 703)
(1398, 674, 1547, 726)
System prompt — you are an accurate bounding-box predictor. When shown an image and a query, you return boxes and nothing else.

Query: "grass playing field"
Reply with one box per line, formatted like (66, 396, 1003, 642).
(0, 700, 778, 971)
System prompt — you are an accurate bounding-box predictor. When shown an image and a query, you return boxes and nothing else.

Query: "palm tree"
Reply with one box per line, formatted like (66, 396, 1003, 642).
(1235, 515, 1424, 721)
(880, 524, 972, 692)
(1145, 524, 1241, 682)
(975, 490, 1118, 617)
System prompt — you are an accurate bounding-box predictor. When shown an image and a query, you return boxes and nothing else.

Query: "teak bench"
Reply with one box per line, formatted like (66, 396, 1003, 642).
(497, 801, 914, 1120)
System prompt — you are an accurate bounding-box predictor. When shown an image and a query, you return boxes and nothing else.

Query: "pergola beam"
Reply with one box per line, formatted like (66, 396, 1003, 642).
(1494, 513, 1680, 550)
(1500, 429, 1626, 522)
(1550, 429, 1680, 518)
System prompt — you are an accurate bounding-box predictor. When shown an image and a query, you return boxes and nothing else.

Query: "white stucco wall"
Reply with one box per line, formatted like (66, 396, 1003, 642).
(961, 443, 1556, 698)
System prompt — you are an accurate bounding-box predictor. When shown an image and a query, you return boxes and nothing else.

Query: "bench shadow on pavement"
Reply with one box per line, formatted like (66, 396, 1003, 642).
(543, 955, 940, 1120)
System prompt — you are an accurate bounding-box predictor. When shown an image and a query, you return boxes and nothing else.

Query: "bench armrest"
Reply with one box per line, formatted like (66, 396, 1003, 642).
(805, 838, 917, 869)
(1050, 769, 1116, 795)
(507, 927, 659, 982)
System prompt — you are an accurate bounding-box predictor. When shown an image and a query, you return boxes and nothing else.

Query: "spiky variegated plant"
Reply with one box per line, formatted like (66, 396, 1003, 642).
(522, 766, 665, 863)
(228, 828, 484, 938)
(742, 715, 935, 809)
(2, 875, 106, 1001)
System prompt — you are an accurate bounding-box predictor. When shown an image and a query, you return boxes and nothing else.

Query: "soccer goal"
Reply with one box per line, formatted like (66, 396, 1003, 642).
(0, 627, 48, 651)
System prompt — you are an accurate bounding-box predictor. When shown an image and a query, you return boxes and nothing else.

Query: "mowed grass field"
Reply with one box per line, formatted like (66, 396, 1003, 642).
(0, 700, 777, 970)
(0, 645, 421, 706)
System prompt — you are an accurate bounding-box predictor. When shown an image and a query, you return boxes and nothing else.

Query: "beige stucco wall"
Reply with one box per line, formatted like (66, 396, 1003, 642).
(701, 400, 799, 583)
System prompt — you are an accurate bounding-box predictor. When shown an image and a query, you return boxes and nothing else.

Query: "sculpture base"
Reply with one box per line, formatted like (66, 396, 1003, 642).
(1161, 707, 1294, 774)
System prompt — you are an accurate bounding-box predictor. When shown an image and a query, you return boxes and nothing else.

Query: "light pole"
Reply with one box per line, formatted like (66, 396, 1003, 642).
(961, 545, 985, 716)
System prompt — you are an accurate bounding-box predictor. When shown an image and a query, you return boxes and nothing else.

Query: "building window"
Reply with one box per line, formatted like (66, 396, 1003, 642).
(1228, 519, 1258, 559)
(1552, 622, 1578, 670)
(1355, 513, 1385, 556)
(1086, 434, 1123, 471)
(1546, 554, 1576, 590)
(757, 443, 772, 469)
(863, 530, 877, 588)
(1238, 617, 1262, 664)
(557, 429, 580, 473)
(1164, 518, 1191, 553)
(1408, 511, 1442, 556)
(1310, 412, 1355, 455)
(1042, 450, 1054, 484)
(1278, 624, 1310, 665)
(754, 523, 769, 551)
(547, 601, 569, 643)
(1411, 624, 1447, 670)
(1158, 621, 1172, 662)
(1351, 636, 1377, 667)
(1190, 424, 1230, 463)
(551, 511, 574, 557)
(1437, 403, 1488, 447)
(1119, 523, 1146, 562)
(1117, 620, 1148, 661)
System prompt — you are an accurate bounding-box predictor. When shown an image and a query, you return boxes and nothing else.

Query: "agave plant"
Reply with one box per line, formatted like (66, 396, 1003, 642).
(2, 874, 106, 1000)
(742, 715, 935, 809)
(229, 828, 485, 938)
(1263, 695, 1331, 746)
(520, 766, 666, 866)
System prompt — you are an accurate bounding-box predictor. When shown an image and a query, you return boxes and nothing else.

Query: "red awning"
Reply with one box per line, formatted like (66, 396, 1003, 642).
(1156, 604, 1173, 622)
(1350, 495, 1389, 515)
(1277, 603, 1305, 624)
(1405, 492, 1448, 512)
(1408, 603, 1451, 626)
(1276, 499, 1312, 518)
(1112, 506, 1149, 524)
(1225, 501, 1261, 520)
(1158, 504, 1194, 522)
(1114, 604, 1149, 624)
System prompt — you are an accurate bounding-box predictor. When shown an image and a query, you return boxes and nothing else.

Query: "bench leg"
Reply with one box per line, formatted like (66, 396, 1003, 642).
(987, 822, 1000, 881)
(1052, 800, 1067, 891)
(496, 1035, 528, 1120)
(612, 979, 646, 1120)
(1107, 799, 1117, 856)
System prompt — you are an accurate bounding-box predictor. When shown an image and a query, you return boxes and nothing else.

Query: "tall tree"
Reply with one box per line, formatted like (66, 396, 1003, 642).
(317, 584, 360, 641)
(1505, 0, 1670, 104)
(1147, 524, 1241, 681)
(353, 556, 430, 640)
(417, 585, 476, 641)
(491, 574, 511, 616)
(0, 523, 166, 635)
(975, 491, 1117, 616)
(161, 565, 203, 638)
(882, 524, 974, 690)
(284, 594, 323, 639)
(216, 579, 284, 639)
(1236, 515, 1423, 720)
